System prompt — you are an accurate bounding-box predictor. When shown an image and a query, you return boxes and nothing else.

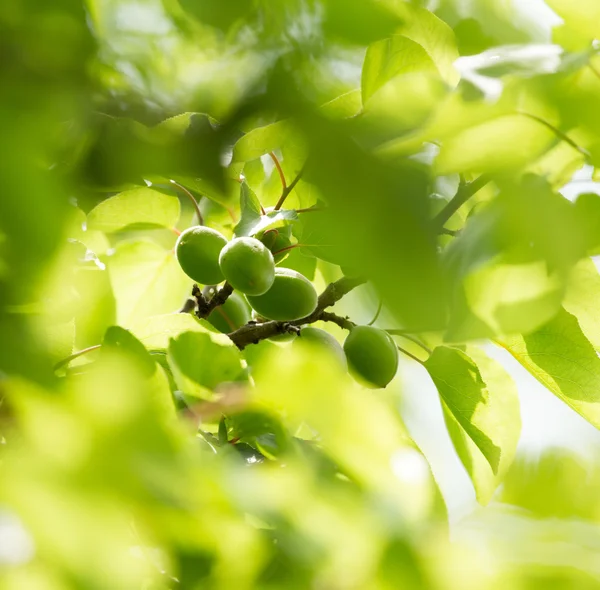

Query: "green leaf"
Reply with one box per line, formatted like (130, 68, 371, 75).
(130, 313, 216, 350)
(362, 35, 438, 103)
(105, 239, 192, 327)
(390, 4, 460, 87)
(546, 0, 600, 50)
(167, 331, 245, 397)
(87, 187, 180, 232)
(500, 308, 600, 430)
(232, 121, 292, 162)
(435, 114, 556, 174)
(574, 193, 600, 255)
(319, 90, 362, 119)
(425, 345, 520, 503)
(281, 246, 317, 280)
(102, 325, 155, 377)
(563, 257, 600, 350)
(322, 0, 401, 45)
(234, 183, 298, 237)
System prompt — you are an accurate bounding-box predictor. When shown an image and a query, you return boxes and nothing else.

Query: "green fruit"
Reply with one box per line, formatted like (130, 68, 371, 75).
(219, 237, 275, 295)
(294, 327, 347, 369)
(176, 226, 227, 285)
(261, 230, 292, 264)
(247, 268, 318, 321)
(343, 326, 398, 388)
(207, 292, 251, 333)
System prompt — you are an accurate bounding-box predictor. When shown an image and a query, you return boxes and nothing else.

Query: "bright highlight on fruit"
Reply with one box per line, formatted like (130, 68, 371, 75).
(176, 226, 227, 285)
(343, 325, 399, 388)
(247, 268, 317, 321)
(219, 237, 275, 296)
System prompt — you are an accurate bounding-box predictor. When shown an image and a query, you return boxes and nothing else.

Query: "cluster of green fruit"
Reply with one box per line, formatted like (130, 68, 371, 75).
(176, 226, 399, 388)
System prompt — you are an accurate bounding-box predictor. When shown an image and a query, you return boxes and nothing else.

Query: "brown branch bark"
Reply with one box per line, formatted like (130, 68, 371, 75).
(227, 276, 366, 349)
(193, 282, 234, 319)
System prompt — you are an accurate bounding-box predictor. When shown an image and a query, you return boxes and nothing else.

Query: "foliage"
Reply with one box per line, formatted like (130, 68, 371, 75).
(2, 0, 600, 588)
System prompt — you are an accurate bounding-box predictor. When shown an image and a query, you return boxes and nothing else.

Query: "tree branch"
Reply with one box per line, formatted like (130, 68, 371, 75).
(228, 276, 366, 349)
(433, 174, 491, 231)
(193, 282, 234, 319)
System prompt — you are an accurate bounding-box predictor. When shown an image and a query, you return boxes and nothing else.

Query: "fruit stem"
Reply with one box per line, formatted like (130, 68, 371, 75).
(268, 151, 287, 191)
(274, 166, 305, 211)
(367, 298, 383, 326)
(272, 243, 304, 256)
(170, 180, 204, 226)
(397, 346, 424, 365)
(53, 344, 102, 372)
(387, 331, 432, 354)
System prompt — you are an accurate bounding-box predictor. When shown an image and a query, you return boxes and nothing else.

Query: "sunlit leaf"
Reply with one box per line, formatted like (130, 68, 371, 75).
(130, 313, 216, 350)
(232, 121, 292, 163)
(563, 257, 600, 351)
(362, 35, 438, 103)
(425, 346, 520, 503)
(88, 187, 181, 232)
(167, 330, 245, 397)
(500, 308, 600, 429)
(105, 239, 191, 326)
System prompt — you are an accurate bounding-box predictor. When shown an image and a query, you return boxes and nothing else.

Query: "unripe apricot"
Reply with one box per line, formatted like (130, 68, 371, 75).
(261, 230, 293, 264)
(207, 292, 251, 333)
(247, 268, 318, 321)
(219, 237, 275, 295)
(176, 226, 227, 285)
(294, 327, 347, 369)
(343, 326, 398, 388)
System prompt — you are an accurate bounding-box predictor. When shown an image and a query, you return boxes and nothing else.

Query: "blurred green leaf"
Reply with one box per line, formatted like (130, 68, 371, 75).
(168, 330, 245, 397)
(87, 187, 180, 232)
(102, 325, 156, 377)
(130, 312, 216, 350)
(546, 0, 600, 50)
(362, 35, 438, 103)
(436, 114, 555, 174)
(105, 239, 191, 326)
(322, 0, 401, 45)
(563, 258, 600, 351)
(574, 193, 600, 255)
(232, 121, 292, 163)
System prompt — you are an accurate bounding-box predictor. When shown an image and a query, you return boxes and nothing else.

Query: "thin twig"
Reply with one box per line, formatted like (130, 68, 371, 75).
(397, 345, 424, 365)
(274, 166, 305, 211)
(268, 151, 286, 191)
(320, 311, 356, 331)
(433, 174, 491, 231)
(170, 180, 204, 225)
